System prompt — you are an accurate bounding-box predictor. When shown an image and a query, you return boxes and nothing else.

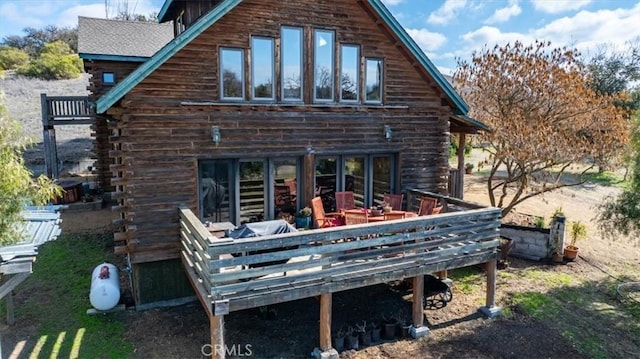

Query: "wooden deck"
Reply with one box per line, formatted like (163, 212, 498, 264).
(179, 190, 501, 358)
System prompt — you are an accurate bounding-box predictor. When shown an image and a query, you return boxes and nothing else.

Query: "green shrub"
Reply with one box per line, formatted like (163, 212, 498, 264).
(16, 41, 82, 80)
(0, 46, 29, 70)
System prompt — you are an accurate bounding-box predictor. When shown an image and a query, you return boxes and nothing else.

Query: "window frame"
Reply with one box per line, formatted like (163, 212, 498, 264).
(364, 57, 384, 104)
(251, 36, 275, 101)
(280, 26, 304, 102)
(340, 44, 360, 103)
(102, 72, 115, 85)
(219, 47, 245, 101)
(313, 29, 335, 103)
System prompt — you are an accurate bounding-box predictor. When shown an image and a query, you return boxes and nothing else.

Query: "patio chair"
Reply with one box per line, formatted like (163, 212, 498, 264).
(335, 191, 356, 211)
(311, 196, 343, 228)
(383, 193, 403, 211)
(418, 196, 439, 216)
(344, 210, 369, 225)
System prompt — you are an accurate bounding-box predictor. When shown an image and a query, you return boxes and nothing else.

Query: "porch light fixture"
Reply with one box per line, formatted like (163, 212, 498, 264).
(384, 125, 392, 140)
(212, 126, 221, 145)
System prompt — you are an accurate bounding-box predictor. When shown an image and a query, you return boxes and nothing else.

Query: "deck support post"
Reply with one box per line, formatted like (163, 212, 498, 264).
(303, 151, 316, 207)
(456, 132, 466, 199)
(410, 275, 429, 338)
(312, 293, 338, 359)
(209, 314, 225, 359)
(480, 258, 502, 318)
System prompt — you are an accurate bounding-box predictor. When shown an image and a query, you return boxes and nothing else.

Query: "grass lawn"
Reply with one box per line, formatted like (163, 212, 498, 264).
(1, 231, 133, 358)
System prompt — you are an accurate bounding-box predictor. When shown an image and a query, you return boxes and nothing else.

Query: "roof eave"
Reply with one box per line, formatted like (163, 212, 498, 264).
(158, 0, 175, 23)
(97, 0, 243, 114)
(79, 53, 149, 62)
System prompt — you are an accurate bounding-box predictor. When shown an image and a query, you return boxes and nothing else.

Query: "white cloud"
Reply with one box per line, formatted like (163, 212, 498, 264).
(485, 0, 521, 24)
(456, 2, 640, 67)
(382, 0, 404, 6)
(59, 4, 107, 28)
(532, 3, 640, 55)
(428, 0, 468, 25)
(531, 0, 592, 14)
(407, 28, 447, 52)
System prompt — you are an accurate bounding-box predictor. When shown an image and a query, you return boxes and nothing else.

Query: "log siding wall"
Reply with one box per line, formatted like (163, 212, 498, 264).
(105, 0, 454, 304)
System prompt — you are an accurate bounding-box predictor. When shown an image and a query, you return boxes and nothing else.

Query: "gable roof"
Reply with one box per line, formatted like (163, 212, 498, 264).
(96, 0, 471, 119)
(78, 16, 173, 62)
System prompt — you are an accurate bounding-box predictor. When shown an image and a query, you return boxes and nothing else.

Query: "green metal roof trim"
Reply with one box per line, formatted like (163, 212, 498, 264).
(79, 53, 149, 62)
(96, 0, 243, 114)
(367, 0, 469, 115)
(158, 0, 174, 23)
(452, 114, 492, 132)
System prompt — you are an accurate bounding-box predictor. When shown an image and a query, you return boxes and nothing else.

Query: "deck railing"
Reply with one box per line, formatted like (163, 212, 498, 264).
(179, 199, 500, 315)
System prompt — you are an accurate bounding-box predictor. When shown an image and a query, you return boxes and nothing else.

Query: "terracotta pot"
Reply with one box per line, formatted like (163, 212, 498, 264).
(564, 246, 579, 261)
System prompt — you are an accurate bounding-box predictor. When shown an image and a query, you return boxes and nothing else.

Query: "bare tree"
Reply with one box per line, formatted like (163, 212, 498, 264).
(455, 41, 630, 216)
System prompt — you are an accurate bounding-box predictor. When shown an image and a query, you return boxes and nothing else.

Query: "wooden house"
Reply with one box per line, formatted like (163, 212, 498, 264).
(79, 0, 493, 313)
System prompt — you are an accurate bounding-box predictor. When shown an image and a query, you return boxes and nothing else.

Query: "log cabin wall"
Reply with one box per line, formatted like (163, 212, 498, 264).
(84, 60, 144, 190)
(107, 0, 453, 304)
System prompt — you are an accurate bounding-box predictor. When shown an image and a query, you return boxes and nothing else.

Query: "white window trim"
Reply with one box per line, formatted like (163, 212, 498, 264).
(340, 44, 360, 103)
(220, 47, 245, 101)
(313, 29, 335, 103)
(251, 36, 275, 101)
(281, 26, 304, 102)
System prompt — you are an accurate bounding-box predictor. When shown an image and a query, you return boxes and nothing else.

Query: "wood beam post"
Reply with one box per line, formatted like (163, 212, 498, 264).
(480, 258, 502, 318)
(303, 151, 316, 207)
(319, 293, 332, 351)
(485, 258, 496, 307)
(456, 133, 466, 200)
(210, 314, 225, 359)
(412, 275, 424, 327)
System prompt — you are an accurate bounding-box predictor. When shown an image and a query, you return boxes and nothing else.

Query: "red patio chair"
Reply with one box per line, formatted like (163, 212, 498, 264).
(383, 193, 404, 211)
(311, 197, 343, 228)
(335, 191, 356, 211)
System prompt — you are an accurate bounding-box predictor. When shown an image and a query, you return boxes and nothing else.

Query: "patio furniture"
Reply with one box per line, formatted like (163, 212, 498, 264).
(344, 210, 369, 225)
(383, 211, 406, 221)
(311, 196, 343, 228)
(383, 193, 404, 211)
(228, 220, 299, 267)
(335, 191, 356, 211)
(418, 196, 440, 216)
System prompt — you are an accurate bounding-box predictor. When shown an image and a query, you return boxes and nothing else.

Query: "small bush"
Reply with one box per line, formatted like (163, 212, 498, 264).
(16, 41, 82, 80)
(0, 46, 29, 70)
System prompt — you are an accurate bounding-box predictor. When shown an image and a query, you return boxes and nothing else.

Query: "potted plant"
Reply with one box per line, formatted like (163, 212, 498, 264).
(564, 221, 586, 261)
(334, 325, 347, 352)
(368, 320, 381, 343)
(381, 313, 397, 340)
(356, 320, 371, 347)
(464, 163, 474, 174)
(345, 326, 359, 350)
(295, 206, 312, 229)
(395, 311, 412, 338)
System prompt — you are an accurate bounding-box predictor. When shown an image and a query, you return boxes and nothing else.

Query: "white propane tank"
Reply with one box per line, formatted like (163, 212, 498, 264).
(89, 262, 120, 311)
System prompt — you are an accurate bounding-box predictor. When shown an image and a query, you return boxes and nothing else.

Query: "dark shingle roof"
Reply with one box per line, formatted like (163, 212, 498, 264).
(78, 16, 173, 59)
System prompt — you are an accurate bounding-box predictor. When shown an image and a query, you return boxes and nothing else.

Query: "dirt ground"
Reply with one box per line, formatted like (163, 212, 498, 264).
(2, 171, 639, 359)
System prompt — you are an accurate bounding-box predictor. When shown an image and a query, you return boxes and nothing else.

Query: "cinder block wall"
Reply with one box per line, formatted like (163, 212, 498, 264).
(501, 225, 551, 261)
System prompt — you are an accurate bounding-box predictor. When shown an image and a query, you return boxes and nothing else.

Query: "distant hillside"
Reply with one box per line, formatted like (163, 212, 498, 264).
(0, 72, 93, 176)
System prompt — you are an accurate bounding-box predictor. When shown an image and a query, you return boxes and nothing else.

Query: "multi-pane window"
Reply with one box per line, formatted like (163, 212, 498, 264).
(251, 37, 274, 100)
(340, 45, 359, 102)
(314, 29, 334, 101)
(220, 48, 244, 100)
(365, 58, 383, 103)
(281, 27, 303, 101)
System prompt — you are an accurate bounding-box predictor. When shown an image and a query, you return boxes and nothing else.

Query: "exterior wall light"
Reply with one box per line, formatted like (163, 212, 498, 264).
(384, 125, 392, 140)
(212, 126, 221, 145)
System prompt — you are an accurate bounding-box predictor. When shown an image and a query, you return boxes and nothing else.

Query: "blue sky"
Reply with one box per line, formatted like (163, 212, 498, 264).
(1, 0, 639, 75)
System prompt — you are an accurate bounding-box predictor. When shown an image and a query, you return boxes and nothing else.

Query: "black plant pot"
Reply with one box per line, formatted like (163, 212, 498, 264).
(347, 334, 359, 350)
(334, 336, 345, 352)
(371, 327, 381, 343)
(383, 322, 397, 339)
(359, 330, 372, 346)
